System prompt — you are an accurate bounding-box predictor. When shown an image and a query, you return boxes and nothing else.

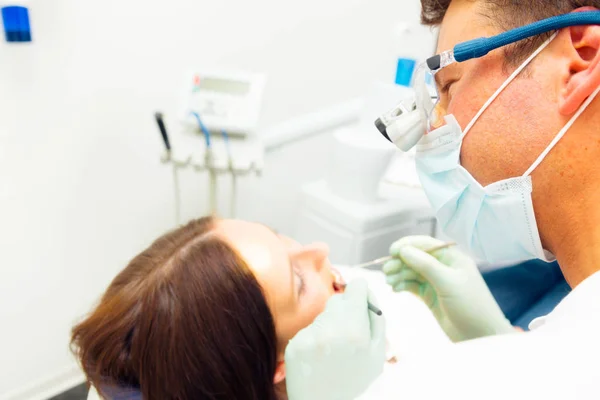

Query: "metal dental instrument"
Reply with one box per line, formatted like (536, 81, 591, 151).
(353, 242, 457, 269)
(333, 281, 383, 316)
(335, 243, 456, 316)
(340, 242, 456, 317)
(367, 302, 383, 316)
(155, 112, 182, 225)
(154, 112, 171, 152)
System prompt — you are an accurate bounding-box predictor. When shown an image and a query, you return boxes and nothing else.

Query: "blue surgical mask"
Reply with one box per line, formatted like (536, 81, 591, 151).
(415, 34, 600, 264)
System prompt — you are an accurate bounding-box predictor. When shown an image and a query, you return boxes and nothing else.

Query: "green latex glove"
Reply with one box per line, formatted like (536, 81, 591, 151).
(285, 279, 386, 400)
(383, 236, 514, 342)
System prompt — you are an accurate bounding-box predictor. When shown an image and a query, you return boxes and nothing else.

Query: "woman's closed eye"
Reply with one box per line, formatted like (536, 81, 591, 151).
(294, 264, 307, 297)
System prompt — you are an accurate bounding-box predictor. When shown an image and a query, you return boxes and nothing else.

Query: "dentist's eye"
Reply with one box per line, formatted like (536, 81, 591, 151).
(440, 79, 457, 95)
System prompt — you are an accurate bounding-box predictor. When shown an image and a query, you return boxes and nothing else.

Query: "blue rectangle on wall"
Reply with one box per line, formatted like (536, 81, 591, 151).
(2, 6, 32, 42)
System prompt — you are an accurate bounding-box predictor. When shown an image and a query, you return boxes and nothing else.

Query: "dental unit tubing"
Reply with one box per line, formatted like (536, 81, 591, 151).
(155, 111, 262, 222)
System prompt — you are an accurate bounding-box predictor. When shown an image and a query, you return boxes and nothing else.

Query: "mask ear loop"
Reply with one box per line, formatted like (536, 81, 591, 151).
(523, 83, 600, 177)
(462, 32, 558, 138)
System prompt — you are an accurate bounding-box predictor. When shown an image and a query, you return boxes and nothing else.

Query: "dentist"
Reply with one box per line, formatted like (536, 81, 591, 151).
(284, 2, 600, 399)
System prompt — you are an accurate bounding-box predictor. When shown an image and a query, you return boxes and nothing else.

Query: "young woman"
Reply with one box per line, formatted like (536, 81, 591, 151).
(72, 216, 346, 399)
(73, 216, 447, 399)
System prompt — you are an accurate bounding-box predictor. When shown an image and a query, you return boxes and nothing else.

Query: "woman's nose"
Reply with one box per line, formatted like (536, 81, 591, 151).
(303, 243, 329, 271)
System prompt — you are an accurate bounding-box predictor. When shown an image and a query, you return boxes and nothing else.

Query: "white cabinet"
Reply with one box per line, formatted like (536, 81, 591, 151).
(294, 180, 435, 266)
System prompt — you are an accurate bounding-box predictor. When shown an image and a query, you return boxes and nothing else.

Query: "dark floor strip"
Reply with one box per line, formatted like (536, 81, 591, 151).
(47, 383, 88, 400)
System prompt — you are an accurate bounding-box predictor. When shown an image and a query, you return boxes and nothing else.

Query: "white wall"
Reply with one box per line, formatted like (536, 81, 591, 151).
(0, 1, 433, 398)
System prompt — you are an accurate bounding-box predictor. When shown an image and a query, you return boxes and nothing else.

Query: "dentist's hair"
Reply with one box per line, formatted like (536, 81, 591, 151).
(421, 0, 600, 64)
(71, 217, 280, 400)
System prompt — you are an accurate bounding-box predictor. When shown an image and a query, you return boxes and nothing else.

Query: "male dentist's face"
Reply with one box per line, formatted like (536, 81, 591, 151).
(433, 0, 565, 187)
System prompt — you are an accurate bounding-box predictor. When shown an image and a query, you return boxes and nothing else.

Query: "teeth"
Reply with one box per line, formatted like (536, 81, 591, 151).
(331, 267, 344, 284)
(331, 268, 346, 292)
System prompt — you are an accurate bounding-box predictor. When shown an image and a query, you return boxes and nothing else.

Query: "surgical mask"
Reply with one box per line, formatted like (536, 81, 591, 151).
(414, 34, 600, 264)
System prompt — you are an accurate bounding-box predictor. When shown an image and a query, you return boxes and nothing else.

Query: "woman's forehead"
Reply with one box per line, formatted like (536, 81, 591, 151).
(215, 219, 296, 310)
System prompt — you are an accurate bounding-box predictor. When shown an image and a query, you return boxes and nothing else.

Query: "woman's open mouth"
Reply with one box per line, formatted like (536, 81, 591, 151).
(331, 267, 346, 293)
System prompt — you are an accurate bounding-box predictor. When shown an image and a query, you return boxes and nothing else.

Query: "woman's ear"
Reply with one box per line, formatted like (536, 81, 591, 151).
(559, 10, 600, 115)
(273, 360, 286, 384)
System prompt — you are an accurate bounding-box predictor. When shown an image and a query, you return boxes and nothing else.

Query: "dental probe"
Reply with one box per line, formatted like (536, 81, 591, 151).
(353, 242, 457, 269)
(332, 281, 383, 316)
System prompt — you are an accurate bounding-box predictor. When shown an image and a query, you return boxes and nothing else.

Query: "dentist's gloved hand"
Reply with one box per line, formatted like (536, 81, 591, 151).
(285, 279, 386, 400)
(383, 236, 514, 342)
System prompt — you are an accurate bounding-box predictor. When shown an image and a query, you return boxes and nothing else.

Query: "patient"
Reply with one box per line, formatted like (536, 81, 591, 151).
(71, 216, 346, 400)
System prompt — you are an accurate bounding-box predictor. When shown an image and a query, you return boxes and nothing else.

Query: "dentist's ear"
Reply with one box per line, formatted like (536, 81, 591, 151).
(273, 360, 286, 384)
(559, 9, 600, 115)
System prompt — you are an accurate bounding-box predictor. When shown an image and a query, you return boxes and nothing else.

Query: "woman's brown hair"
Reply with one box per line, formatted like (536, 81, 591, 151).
(71, 217, 279, 399)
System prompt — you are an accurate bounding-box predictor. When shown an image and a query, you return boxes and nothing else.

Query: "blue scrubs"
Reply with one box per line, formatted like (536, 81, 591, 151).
(483, 260, 571, 330)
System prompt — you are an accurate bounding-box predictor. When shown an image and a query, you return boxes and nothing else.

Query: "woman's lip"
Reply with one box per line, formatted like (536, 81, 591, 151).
(331, 267, 345, 293)
(331, 267, 343, 281)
